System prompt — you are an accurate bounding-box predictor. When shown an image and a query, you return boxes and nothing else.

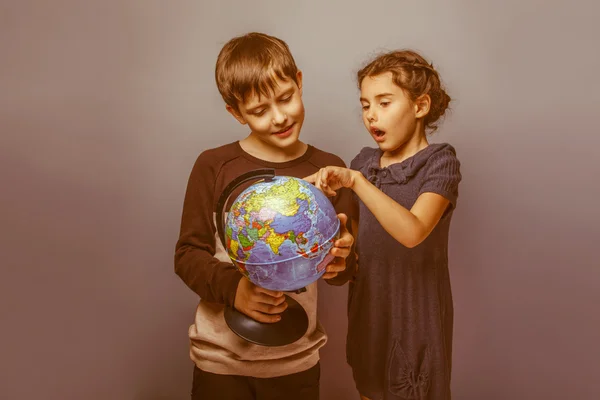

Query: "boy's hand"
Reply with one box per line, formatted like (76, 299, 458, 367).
(322, 213, 354, 280)
(303, 167, 357, 197)
(234, 278, 288, 323)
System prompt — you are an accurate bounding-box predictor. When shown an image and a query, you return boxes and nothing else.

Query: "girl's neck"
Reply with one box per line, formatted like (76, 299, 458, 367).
(380, 131, 429, 168)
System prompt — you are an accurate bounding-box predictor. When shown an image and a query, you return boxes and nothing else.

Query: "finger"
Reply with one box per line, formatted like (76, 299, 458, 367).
(317, 168, 327, 188)
(256, 287, 284, 298)
(312, 170, 326, 193)
(334, 213, 354, 249)
(334, 231, 354, 249)
(319, 168, 333, 190)
(325, 258, 346, 274)
(337, 212, 348, 227)
(330, 246, 351, 258)
(254, 300, 288, 315)
(320, 168, 329, 188)
(255, 291, 287, 306)
(303, 172, 317, 184)
(322, 271, 339, 280)
(247, 310, 282, 324)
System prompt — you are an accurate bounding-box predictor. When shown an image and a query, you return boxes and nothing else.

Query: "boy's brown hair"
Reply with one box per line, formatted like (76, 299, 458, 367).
(215, 32, 300, 112)
(358, 50, 451, 133)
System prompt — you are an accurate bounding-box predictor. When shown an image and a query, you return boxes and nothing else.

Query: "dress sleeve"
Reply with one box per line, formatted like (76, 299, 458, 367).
(418, 148, 462, 210)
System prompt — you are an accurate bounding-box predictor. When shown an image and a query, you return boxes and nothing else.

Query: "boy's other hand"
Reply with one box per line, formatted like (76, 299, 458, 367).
(234, 278, 288, 323)
(322, 213, 354, 280)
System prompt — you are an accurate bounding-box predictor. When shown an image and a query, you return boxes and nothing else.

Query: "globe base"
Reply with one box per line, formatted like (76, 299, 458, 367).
(224, 294, 309, 346)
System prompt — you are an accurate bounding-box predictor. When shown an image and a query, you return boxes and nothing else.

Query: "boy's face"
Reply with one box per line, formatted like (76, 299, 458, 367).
(359, 72, 429, 155)
(227, 71, 305, 150)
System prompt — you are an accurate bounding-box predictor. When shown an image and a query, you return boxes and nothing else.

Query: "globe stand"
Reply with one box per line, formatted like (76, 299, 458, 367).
(223, 292, 309, 347)
(216, 169, 311, 347)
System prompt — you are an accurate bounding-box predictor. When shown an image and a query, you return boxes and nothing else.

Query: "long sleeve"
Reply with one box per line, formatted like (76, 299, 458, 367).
(174, 153, 242, 306)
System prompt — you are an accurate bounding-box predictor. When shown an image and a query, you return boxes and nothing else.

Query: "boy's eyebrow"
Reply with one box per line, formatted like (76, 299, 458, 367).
(277, 88, 294, 98)
(360, 92, 394, 102)
(246, 102, 266, 112)
(246, 88, 295, 111)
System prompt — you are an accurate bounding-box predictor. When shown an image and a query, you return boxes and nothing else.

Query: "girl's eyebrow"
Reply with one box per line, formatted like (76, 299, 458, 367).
(360, 93, 394, 102)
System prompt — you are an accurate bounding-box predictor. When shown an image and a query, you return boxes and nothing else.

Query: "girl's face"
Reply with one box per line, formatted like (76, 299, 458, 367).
(360, 72, 428, 159)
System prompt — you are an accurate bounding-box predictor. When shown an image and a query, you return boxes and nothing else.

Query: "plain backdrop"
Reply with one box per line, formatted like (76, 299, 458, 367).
(2, 0, 599, 399)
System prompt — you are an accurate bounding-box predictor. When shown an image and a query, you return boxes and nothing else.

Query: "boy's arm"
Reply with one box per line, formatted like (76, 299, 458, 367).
(174, 154, 242, 306)
(323, 215, 358, 286)
(323, 158, 360, 286)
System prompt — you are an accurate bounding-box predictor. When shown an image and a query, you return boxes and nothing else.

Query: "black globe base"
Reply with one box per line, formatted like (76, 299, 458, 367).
(224, 294, 309, 347)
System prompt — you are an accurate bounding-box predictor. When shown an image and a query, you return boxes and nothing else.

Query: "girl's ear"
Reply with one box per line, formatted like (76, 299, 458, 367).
(414, 94, 431, 119)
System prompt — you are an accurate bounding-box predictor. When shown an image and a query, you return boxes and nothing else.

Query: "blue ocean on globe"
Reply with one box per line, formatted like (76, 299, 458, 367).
(224, 176, 340, 291)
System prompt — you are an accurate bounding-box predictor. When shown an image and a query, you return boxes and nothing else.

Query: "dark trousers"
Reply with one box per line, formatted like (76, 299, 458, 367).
(191, 362, 320, 400)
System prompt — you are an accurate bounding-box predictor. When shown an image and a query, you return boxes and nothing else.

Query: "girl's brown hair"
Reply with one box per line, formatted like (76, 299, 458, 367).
(358, 50, 451, 133)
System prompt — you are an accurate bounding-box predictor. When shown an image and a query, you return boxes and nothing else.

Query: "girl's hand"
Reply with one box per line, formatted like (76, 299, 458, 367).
(304, 166, 357, 197)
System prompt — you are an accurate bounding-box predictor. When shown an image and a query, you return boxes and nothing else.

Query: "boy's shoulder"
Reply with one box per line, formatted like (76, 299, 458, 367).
(189, 141, 244, 182)
(196, 141, 241, 165)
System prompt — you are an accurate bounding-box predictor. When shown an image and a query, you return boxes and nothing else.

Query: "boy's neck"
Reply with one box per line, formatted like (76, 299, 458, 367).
(239, 134, 308, 163)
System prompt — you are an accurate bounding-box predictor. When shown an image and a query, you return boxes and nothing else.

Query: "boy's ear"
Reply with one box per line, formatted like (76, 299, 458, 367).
(296, 70, 303, 94)
(414, 94, 431, 119)
(225, 104, 247, 125)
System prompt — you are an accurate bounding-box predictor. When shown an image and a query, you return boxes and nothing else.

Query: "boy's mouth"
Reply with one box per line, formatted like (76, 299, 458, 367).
(272, 123, 296, 137)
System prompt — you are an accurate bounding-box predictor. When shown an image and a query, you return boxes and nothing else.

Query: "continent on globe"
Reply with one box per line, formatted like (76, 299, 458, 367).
(224, 176, 340, 292)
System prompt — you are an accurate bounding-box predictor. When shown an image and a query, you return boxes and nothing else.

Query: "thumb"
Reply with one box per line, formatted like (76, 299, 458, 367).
(302, 172, 317, 184)
(337, 213, 348, 228)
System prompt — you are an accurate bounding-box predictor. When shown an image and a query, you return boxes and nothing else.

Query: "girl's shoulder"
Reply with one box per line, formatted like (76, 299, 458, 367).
(348, 143, 459, 173)
(350, 147, 379, 171)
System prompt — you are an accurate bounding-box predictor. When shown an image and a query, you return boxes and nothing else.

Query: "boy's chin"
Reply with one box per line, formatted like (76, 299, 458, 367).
(269, 135, 301, 148)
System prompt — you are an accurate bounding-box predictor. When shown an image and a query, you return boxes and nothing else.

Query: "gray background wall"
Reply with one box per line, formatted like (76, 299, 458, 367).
(2, 0, 599, 399)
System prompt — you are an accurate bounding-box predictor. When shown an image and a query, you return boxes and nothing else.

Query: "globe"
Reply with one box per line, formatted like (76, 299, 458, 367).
(224, 175, 340, 292)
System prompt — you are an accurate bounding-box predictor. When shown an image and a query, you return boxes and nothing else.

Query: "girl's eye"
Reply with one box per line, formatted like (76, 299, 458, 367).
(362, 105, 369, 111)
(380, 102, 390, 107)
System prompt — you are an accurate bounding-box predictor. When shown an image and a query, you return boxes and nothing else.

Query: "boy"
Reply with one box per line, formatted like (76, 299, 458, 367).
(174, 32, 357, 400)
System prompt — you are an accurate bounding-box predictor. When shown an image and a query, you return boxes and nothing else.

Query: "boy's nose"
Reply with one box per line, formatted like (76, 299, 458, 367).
(272, 108, 288, 125)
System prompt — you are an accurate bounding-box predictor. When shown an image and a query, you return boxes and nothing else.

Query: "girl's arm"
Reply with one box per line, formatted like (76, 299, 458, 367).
(352, 172, 448, 248)
(305, 167, 449, 248)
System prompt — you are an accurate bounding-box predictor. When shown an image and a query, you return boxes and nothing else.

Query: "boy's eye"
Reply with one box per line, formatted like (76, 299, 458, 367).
(252, 109, 266, 116)
(280, 96, 292, 103)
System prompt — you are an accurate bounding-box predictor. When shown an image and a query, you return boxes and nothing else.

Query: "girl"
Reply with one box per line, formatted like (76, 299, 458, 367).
(305, 50, 461, 400)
